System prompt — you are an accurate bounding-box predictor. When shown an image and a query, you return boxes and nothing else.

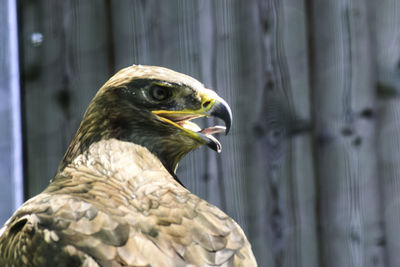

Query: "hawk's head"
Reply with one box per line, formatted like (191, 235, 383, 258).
(61, 65, 232, 174)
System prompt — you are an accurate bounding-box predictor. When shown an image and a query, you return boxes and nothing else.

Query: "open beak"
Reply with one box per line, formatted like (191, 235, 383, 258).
(152, 89, 232, 152)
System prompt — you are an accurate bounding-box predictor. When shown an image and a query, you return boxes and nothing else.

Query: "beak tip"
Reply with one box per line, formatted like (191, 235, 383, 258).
(225, 127, 230, 135)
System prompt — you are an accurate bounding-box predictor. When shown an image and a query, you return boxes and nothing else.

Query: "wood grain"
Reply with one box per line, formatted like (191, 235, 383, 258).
(370, 0, 400, 266)
(309, 1, 385, 266)
(238, 0, 318, 265)
(21, 0, 111, 196)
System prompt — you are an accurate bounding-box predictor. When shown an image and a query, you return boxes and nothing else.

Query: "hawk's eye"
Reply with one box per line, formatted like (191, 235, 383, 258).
(149, 85, 172, 101)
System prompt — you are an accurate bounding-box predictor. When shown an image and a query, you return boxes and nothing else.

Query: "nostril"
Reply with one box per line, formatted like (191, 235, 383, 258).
(202, 100, 212, 109)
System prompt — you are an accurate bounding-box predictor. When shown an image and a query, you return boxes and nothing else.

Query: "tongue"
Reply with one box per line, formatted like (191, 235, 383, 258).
(200, 125, 226, 135)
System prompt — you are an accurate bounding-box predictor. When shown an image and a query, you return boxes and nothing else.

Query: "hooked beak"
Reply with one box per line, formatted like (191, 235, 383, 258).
(208, 97, 232, 135)
(152, 89, 232, 152)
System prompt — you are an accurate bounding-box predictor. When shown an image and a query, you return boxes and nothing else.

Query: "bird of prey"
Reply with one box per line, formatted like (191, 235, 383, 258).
(0, 65, 257, 266)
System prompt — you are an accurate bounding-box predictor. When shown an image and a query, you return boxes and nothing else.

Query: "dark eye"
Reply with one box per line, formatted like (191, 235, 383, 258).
(149, 85, 172, 101)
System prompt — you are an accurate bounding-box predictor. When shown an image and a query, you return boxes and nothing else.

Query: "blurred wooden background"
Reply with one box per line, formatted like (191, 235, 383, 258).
(2, 0, 400, 266)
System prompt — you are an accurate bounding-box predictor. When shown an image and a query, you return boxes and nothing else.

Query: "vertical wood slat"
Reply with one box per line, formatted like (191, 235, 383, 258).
(209, 0, 248, 230)
(370, 0, 400, 266)
(240, 0, 318, 265)
(21, 0, 112, 196)
(236, 1, 273, 264)
(309, 1, 385, 266)
(0, 0, 23, 224)
(22, 0, 67, 196)
(279, 2, 319, 266)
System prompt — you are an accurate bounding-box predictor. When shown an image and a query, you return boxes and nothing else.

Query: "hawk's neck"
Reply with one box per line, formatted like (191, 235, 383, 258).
(51, 139, 184, 193)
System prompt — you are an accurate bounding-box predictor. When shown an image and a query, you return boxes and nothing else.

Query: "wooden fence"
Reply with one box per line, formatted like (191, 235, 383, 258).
(1, 0, 400, 266)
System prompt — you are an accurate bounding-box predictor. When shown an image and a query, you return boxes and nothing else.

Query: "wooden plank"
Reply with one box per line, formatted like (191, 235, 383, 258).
(309, 1, 385, 266)
(20, 0, 111, 197)
(239, 0, 318, 265)
(369, 0, 400, 266)
(0, 0, 24, 224)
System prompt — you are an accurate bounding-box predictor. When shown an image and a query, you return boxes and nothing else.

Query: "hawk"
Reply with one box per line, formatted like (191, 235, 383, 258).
(0, 65, 257, 266)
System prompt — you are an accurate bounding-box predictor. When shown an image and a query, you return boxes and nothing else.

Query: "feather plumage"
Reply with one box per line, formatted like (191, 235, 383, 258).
(0, 65, 256, 266)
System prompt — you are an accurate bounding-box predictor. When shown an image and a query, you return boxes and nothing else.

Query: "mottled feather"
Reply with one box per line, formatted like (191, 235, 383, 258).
(0, 140, 255, 266)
